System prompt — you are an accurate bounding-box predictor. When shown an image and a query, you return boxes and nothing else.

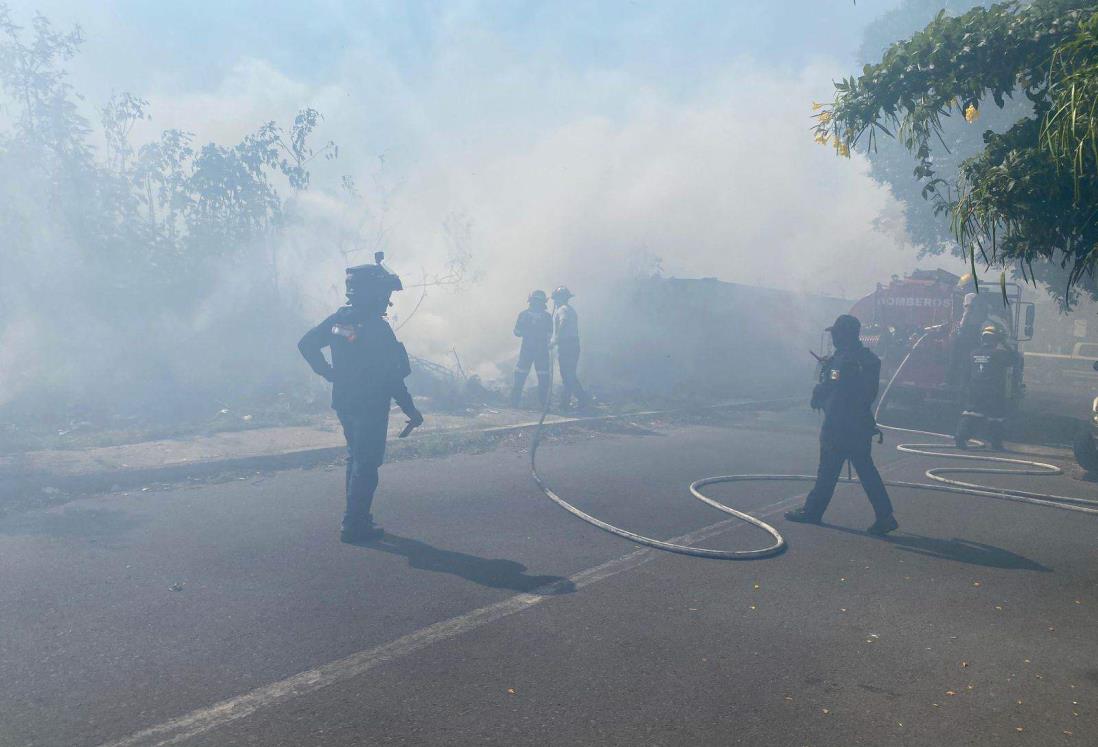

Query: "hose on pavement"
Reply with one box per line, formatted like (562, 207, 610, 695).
(528, 332, 1096, 561)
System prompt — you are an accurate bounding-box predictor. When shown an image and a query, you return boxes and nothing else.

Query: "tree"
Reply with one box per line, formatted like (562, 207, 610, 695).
(0, 4, 338, 411)
(857, 0, 1015, 255)
(815, 1, 1098, 304)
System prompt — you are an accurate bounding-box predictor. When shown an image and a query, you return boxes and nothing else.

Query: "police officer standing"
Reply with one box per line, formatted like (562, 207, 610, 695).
(510, 290, 553, 409)
(298, 253, 424, 543)
(955, 324, 1018, 451)
(550, 286, 592, 412)
(785, 314, 898, 535)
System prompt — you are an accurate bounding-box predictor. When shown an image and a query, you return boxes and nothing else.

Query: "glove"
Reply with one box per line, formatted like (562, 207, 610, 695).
(398, 408, 424, 438)
(810, 384, 825, 411)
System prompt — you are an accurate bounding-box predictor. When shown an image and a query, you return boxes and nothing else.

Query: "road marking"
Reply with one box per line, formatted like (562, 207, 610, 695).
(101, 454, 916, 747)
(98, 497, 803, 747)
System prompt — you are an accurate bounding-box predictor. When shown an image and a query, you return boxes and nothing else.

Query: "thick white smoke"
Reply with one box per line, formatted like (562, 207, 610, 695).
(125, 57, 941, 380)
(3, 0, 974, 412)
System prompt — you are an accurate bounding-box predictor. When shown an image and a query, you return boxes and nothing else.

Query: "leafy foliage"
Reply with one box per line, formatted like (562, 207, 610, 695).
(0, 5, 337, 411)
(857, 0, 1013, 255)
(815, 0, 1098, 301)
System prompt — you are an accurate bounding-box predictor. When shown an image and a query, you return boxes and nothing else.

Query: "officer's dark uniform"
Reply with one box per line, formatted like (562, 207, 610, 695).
(955, 330, 1017, 450)
(786, 315, 897, 534)
(510, 293, 552, 408)
(298, 260, 422, 542)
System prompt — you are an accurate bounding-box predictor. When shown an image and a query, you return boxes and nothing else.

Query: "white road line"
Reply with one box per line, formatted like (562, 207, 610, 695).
(97, 496, 802, 747)
(100, 453, 916, 747)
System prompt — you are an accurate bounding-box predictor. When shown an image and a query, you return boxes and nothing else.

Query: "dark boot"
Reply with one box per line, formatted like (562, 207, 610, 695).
(955, 415, 973, 450)
(341, 514, 384, 544)
(559, 391, 573, 412)
(867, 514, 898, 536)
(510, 371, 526, 408)
(536, 376, 550, 411)
(784, 507, 822, 525)
(987, 419, 1005, 451)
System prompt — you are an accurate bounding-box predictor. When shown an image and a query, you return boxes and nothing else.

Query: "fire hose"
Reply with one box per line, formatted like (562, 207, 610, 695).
(528, 333, 1098, 561)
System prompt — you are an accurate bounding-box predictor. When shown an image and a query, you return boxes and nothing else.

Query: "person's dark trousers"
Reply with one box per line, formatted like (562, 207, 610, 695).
(511, 346, 551, 407)
(986, 417, 1005, 449)
(802, 437, 894, 521)
(337, 408, 390, 526)
(957, 412, 1005, 450)
(956, 413, 977, 448)
(557, 340, 589, 409)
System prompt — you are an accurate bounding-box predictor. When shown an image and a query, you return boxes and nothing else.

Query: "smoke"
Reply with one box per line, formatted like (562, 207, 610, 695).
(313, 67, 933, 378)
(1, 1, 969, 415)
(130, 58, 927, 377)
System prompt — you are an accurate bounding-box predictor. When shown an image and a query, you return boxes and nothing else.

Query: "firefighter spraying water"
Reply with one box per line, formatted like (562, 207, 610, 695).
(510, 290, 553, 409)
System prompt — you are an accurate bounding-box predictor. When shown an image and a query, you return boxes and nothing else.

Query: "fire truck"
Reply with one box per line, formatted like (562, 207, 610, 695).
(845, 269, 1036, 409)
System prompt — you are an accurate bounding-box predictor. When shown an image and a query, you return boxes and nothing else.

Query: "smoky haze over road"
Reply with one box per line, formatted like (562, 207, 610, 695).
(3, 2, 1098, 746)
(2, 406, 1095, 746)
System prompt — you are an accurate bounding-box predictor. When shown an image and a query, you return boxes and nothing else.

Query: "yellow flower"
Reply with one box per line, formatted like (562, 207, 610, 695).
(964, 103, 979, 123)
(837, 141, 851, 158)
(812, 101, 824, 111)
(817, 110, 833, 125)
(814, 131, 830, 145)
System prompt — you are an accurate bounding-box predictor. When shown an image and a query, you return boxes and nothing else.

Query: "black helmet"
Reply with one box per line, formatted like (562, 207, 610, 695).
(346, 251, 402, 303)
(528, 289, 548, 304)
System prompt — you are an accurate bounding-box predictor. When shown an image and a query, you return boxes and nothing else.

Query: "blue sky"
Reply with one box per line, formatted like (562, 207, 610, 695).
(22, 1, 900, 98)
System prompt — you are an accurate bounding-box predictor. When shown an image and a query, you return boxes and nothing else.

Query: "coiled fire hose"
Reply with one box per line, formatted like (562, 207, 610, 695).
(529, 333, 1098, 561)
(872, 332, 1098, 515)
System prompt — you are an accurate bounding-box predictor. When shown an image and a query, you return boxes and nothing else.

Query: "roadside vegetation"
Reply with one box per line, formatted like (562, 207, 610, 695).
(817, 0, 1098, 306)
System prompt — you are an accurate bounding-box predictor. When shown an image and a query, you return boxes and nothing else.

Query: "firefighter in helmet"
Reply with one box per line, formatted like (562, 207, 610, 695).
(298, 253, 424, 543)
(785, 314, 898, 535)
(510, 290, 553, 409)
(949, 290, 988, 386)
(550, 286, 592, 412)
(955, 323, 1018, 451)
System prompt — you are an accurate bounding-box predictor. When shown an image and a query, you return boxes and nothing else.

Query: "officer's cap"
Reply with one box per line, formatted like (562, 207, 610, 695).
(826, 314, 861, 335)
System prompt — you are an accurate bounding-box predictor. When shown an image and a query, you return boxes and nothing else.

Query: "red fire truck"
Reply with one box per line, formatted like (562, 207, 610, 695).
(846, 269, 1036, 409)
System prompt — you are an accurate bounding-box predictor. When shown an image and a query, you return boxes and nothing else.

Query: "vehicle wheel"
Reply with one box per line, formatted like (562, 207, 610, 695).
(1072, 426, 1098, 473)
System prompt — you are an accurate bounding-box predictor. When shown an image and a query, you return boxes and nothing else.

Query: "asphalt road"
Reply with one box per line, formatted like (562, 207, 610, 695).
(2, 405, 1096, 746)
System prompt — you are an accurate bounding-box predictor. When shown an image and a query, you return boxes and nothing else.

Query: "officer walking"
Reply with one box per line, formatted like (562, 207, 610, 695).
(298, 253, 424, 543)
(785, 314, 898, 535)
(510, 290, 553, 409)
(955, 324, 1018, 451)
(550, 286, 592, 412)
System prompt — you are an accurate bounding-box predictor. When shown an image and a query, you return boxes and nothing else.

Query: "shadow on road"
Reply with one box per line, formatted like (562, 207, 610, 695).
(351, 533, 577, 595)
(821, 524, 1051, 572)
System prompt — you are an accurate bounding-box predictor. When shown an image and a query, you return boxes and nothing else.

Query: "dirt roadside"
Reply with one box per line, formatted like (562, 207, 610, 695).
(0, 399, 802, 516)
